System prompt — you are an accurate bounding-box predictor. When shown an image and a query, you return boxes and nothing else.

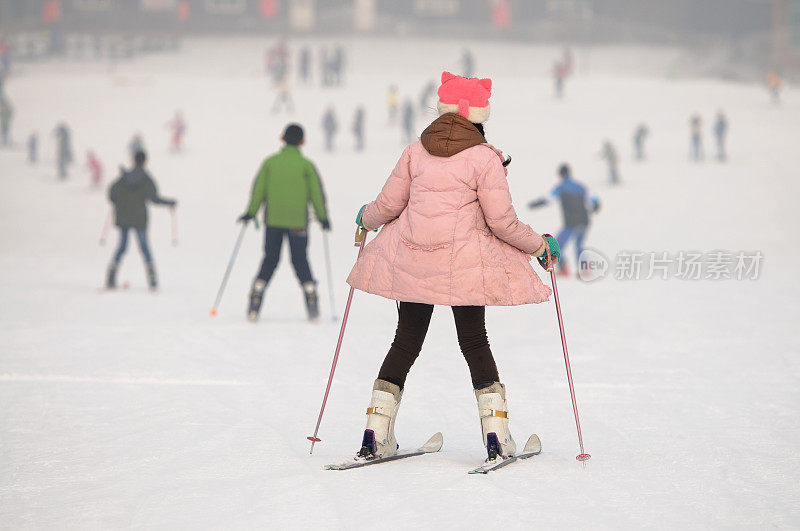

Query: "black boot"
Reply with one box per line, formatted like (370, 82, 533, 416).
(302, 281, 319, 321)
(145, 262, 158, 291)
(248, 279, 267, 322)
(105, 262, 118, 289)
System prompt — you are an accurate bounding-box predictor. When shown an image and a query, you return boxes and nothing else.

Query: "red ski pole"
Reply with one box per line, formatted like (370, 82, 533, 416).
(543, 234, 591, 463)
(308, 227, 369, 454)
(99, 208, 112, 246)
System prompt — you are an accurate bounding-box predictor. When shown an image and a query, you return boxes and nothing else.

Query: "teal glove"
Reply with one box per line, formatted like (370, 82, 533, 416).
(355, 204, 376, 231)
(537, 234, 560, 269)
(540, 235, 560, 259)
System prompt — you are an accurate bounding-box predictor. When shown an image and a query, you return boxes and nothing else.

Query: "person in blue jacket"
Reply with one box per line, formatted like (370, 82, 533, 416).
(528, 163, 600, 276)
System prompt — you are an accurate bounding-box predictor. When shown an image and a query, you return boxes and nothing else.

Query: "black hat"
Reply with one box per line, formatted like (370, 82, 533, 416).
(283, 124, 304, 145)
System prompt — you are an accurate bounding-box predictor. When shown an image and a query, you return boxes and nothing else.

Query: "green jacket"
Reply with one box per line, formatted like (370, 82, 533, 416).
(246, 145, 328, 229)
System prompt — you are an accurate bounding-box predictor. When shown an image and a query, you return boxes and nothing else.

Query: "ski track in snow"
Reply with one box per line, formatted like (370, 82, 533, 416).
(0, 374, 257, 386)
(1, 38, 799, 529)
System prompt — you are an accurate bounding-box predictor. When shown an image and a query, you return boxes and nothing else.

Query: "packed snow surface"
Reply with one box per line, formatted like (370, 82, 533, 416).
(1, 38, 798, 529)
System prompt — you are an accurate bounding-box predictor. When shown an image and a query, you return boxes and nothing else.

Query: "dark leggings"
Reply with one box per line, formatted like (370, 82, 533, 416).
(378, 302, 499, 389)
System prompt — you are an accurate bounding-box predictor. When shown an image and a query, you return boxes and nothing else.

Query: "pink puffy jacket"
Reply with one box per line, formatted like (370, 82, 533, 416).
(347, 114, 552, 306)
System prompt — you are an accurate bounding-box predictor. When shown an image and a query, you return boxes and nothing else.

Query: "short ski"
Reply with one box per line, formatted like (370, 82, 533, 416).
(468, 433, 541, 474)
(325, 432, 442, 470)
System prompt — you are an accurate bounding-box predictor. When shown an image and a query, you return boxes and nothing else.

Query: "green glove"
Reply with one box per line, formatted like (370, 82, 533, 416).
(537, 234, 560, 269)
(539, 235, 560, 260)
(355, 204, 376, 231)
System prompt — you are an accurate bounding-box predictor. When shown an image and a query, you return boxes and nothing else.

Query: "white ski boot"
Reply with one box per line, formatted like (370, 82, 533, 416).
(475, 382, 517, 459)
(358, 379, 402, 459)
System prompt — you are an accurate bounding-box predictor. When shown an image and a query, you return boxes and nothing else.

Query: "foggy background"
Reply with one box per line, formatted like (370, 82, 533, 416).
(2, 0, 799, 82)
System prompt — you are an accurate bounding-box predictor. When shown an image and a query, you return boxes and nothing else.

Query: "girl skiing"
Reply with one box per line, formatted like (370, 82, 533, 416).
(346, 72, 559, 462)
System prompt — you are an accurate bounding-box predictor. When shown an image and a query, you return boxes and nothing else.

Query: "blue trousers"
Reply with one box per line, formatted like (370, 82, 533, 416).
(557, 225, 588, 269)
(57, 156, 68, 179)
(257, 226, 313, 285)
(113, 227, 152, 263)
(691, 136, 704, 161)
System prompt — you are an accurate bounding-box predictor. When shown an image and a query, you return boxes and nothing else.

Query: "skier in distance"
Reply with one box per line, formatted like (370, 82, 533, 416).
(106, 150, 177, 290)
(238, 124, 330, 322)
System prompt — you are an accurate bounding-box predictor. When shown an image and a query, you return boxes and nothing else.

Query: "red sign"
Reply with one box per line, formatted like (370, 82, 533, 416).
(261, 0, 279, 18)
(42, 0, 61, 23)
(492, 0, 510, 28)
(177, 0, 190, 21)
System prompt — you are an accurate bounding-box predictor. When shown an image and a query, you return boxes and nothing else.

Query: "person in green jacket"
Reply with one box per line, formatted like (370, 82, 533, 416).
(239, 124, 330, 321)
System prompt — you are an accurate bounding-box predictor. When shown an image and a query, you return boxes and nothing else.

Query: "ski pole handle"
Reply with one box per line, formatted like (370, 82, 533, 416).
(354, 226, 367, 246)
(542, 233, 558, 272)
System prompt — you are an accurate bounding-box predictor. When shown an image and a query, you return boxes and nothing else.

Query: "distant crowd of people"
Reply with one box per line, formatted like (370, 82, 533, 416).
(0, 35, 791, 299)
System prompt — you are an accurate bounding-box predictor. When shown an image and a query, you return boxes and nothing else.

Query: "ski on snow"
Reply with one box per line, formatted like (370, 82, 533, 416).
(467, 433, 542, 474)
(324, 432, 443, 470)
(323, 432, 541, 473)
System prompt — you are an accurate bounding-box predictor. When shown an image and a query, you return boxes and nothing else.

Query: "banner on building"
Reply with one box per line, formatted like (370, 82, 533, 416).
(413, 0, 459, 16)
(205, 0, 247, 14)
(73, 0, 113, 11)
(355, 0, 376, 31)
(140, 0, 177, 11)
(290, 0, 316, 31)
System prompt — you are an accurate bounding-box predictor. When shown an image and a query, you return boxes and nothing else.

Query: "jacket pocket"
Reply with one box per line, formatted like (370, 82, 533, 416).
(399, 234, 451, 251)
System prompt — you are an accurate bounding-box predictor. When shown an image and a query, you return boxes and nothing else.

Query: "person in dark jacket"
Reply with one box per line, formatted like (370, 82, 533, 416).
(106, 150, 176, 290)
(528, 163, 599, 276)
(714, 110, 728, 162)
(689, 114, 703, 162)
(53, 123, 73, 179)
(633, 123, 649, 161)
(322, 106, 338, 151)
(298, 46, 311, 84)
(27, 133, 38, 164)
(401, 99, 415, 144)
(601, 140, 620, 184)
(461, 49, 474, 78)
(0, 97, 12, 147)
(418, 80, 436, 113)
(352, 106, 365, 151)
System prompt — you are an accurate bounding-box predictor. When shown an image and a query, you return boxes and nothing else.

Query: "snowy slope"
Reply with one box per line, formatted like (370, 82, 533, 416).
(1, 38, 799, 529)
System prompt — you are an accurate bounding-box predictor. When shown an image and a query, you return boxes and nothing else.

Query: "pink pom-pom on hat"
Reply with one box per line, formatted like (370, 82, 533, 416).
(436, 71, 492, 123)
